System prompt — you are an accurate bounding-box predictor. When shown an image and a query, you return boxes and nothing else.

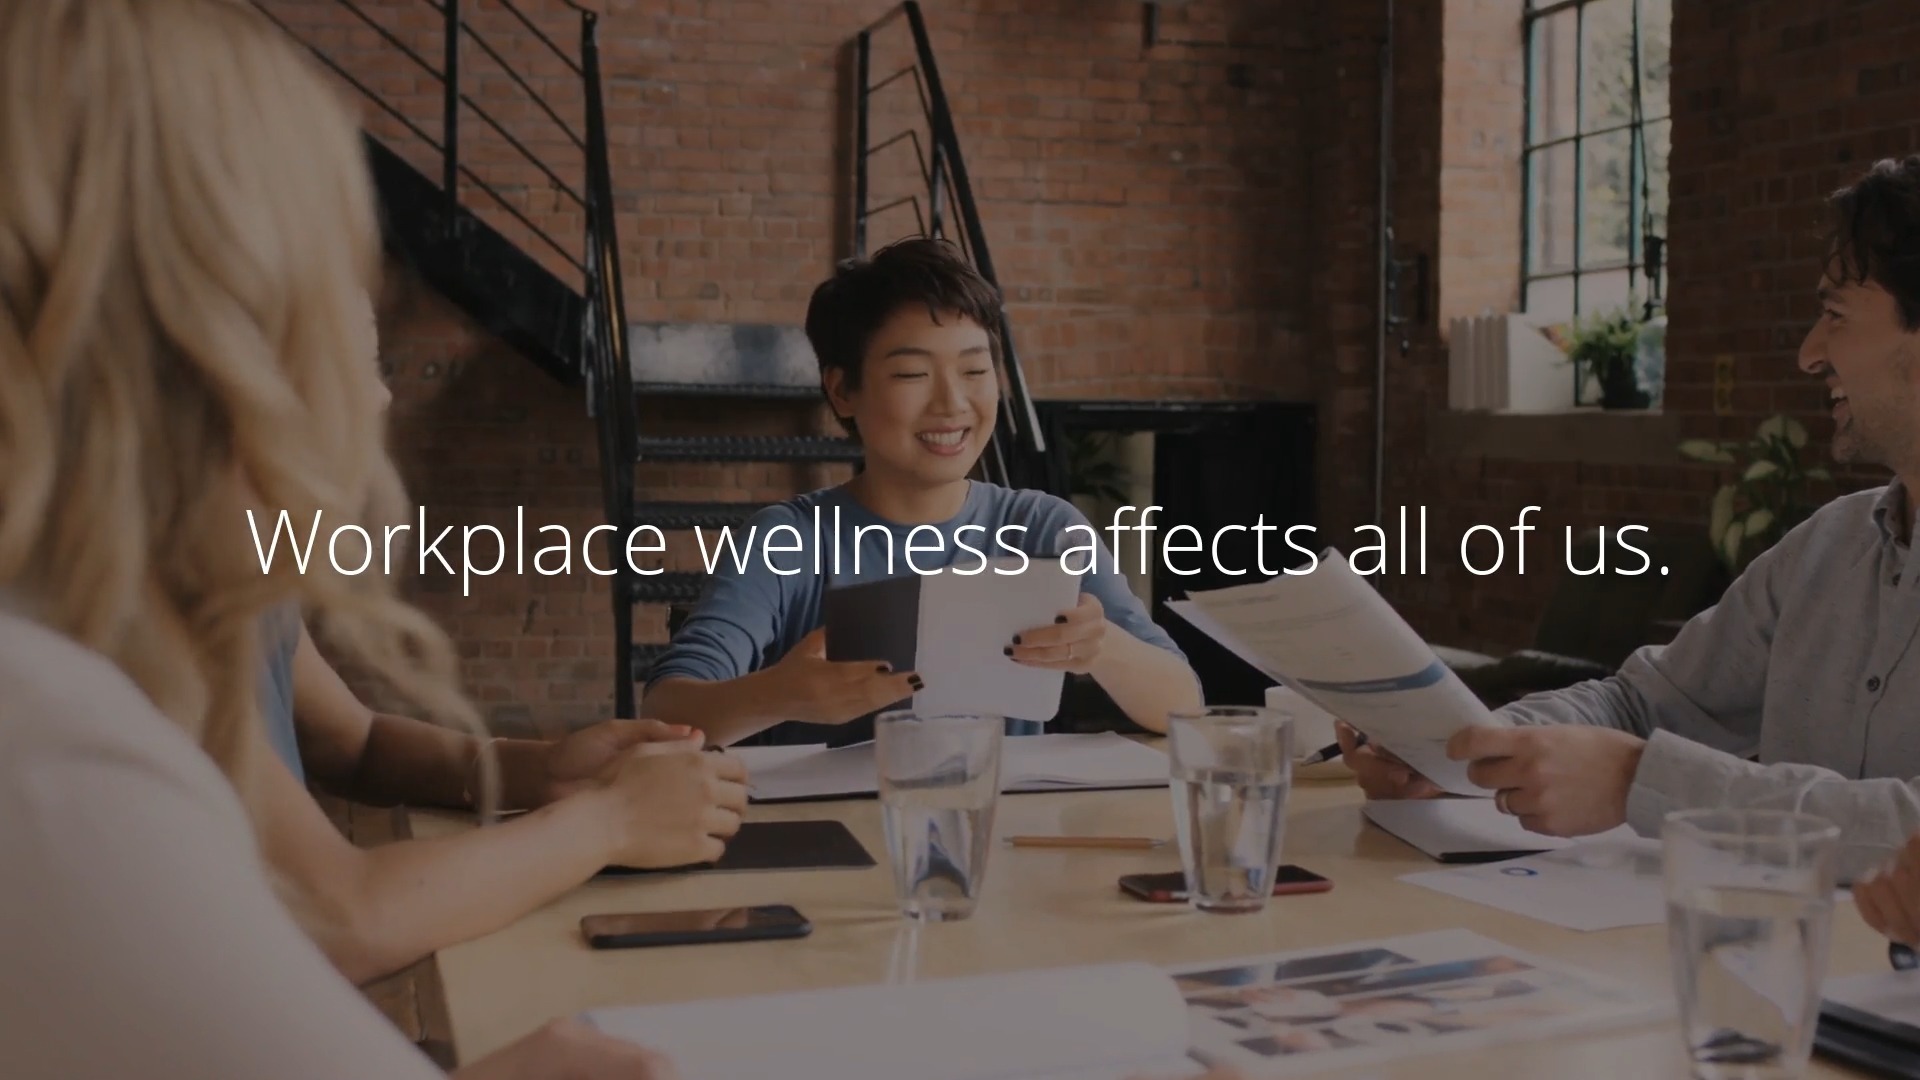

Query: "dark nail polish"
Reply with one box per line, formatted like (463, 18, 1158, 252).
(1012, 634, 1022, 645)
(875, 663, 891, 674)
(1054, 615, 1067, 624)
(908, 675, 925, 691)
(1003, 646, 1013, 656)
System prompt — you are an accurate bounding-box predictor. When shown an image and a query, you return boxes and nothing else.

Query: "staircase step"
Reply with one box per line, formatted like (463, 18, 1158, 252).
(631, 501, 763, 530)
(635, 434, 862, 464)
(634, 380, 819, 399)
(632, 642, 672, 680)
(628, 571, 710, 606)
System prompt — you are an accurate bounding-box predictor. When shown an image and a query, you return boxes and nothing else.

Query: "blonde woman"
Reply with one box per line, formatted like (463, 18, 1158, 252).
(0, 0, 701, 1075)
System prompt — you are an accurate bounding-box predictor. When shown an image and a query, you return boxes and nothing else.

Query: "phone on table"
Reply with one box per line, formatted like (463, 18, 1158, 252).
(1118, 866, 1332, 903)
(580, 905, 812, 949)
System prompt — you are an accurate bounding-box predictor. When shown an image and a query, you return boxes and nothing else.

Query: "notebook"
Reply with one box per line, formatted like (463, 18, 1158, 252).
(735, 732, 1170, 803)
(599, 819, 875, 876)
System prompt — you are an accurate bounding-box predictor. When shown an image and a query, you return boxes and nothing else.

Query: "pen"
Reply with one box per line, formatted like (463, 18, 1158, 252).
(1003, 835, 1168, 850)
(1299, 732, 1365, 767)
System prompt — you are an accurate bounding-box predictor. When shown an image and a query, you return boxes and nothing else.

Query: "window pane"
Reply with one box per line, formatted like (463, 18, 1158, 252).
(1529, 11, 1578, 143)
(1640, 0, 1672, 119)
(1525, 275, 1576, 323)
(1582, 129, 1633, 266)
(1528, 142, 1577, 275)
(1580, 0, 1635, 132)
(1581, 266, 1633, 315)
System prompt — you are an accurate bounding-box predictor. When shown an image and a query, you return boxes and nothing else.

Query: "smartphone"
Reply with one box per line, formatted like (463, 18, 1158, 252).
(1117, 866, 1332, 903)
(580, 905, 812, 949)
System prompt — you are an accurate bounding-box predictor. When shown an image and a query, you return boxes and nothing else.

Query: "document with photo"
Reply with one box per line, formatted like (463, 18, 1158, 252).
(1167, 549, 1505, 796)
(1172, 929, 1665, 1076)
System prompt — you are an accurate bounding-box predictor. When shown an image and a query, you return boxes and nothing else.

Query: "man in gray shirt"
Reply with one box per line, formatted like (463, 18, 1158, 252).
(1342, 155, 1920, 881)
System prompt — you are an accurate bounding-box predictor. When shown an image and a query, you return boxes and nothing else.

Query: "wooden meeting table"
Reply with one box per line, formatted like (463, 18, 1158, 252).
(406, 769, 1884, 1077)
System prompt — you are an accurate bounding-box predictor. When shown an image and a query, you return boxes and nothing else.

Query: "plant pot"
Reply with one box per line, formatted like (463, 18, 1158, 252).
(1598, 363, 1651, 410)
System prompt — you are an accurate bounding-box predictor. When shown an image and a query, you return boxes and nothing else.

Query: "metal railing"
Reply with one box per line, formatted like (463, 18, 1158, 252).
(854, 2, 1050, 492)
(254, 0, 642, 716)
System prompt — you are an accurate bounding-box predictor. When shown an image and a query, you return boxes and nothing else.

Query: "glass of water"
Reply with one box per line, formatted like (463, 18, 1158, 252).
(1663, 809, 1840, 1079)
(874, 711, 1004, 922)
(1166, 706, 1294, 914)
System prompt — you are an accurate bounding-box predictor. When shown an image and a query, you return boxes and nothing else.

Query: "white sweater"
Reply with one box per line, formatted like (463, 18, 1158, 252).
(0, 606, 445, 1080)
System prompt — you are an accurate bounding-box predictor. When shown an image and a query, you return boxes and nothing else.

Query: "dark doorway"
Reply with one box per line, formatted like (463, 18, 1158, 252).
(1036, 400, 1316, 713)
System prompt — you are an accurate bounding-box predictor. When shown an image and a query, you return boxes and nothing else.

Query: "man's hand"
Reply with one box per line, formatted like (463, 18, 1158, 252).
(1337, 721, 1443, 800)
(595, 749, 749, 869)
(1007, 592, 1107, 674)
(762, 628, 923, 725)
(1856, 834, 1920, 946)
(541, 719, 703, 803)
(1446, 725, 1646, 837)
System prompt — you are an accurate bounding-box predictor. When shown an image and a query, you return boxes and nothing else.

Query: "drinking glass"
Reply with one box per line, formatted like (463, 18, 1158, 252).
(1166, 706, 1294, 913)
(1663, 809, 1840, 1079)
(874, 711, 1004, 921)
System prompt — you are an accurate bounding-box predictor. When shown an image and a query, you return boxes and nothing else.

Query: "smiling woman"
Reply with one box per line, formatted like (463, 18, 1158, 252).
(639, 238, 1205, 748)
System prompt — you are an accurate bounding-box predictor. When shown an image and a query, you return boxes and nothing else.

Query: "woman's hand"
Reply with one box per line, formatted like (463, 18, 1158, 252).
(1007, 592, 1107, 674)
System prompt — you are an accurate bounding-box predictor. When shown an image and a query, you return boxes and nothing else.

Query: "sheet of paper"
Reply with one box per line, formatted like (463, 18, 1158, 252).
(586, 962, 1189, 1080)
(1168, 550, 1506, 797)
(1826, 969, 1920, 1029)
(737, 734, 1169, 803)
(912, 556, 1080, 722)
(1363, 798, 1638, 862)
(1399, 836, 1667, 931)
(1170, 928, 1665, 1076)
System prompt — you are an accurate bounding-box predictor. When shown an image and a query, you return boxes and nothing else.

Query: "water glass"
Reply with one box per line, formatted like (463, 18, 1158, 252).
(1663, 809, 1840, 1079)
(1166, 706, 1294, 914)
(874, 711, 1004, 921)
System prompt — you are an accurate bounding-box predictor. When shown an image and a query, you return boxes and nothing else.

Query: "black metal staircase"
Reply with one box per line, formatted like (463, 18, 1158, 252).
(258, 0, 1056, 721)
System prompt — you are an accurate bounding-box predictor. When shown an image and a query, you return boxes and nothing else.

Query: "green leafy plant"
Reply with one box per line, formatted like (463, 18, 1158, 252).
(1562, 305, 1649, 409)
(1063, 429, 1129, 505)
(1678, 415, 1830, 571)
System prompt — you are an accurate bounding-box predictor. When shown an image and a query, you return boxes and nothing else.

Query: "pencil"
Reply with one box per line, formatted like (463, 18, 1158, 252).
(1002, 835, 1167, 850)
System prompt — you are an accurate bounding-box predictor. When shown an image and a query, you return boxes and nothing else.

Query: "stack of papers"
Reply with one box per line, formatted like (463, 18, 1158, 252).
(584, 929, 1663, 1078)
(1364, 798, 1638, 863)
(1399, 835, 1667, 931)
(735, 732, 1170, 803)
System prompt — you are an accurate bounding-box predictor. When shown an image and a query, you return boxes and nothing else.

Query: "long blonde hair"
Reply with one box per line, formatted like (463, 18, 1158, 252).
(0, 0, 482, 806)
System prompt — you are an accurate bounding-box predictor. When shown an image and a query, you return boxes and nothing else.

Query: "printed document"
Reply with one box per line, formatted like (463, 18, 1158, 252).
(736, 732, 1170, 803)
(1167, 549, 1505, 795)
(585, 929, 1661, 1078)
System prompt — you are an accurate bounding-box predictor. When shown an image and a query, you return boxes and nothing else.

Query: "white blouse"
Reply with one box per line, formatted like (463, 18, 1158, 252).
(0, 607, 446, 1080)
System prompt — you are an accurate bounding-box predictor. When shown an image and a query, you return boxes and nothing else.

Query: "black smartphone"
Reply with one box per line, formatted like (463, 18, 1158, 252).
(580, 905, 812, 949)
(1118, 866, 1333, 903)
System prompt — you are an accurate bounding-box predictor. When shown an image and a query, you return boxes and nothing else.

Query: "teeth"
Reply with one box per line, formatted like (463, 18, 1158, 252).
(918, 430, 966, 447)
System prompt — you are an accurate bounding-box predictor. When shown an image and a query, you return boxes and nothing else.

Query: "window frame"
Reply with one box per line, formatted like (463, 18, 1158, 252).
(1520, 0, 1670, 320)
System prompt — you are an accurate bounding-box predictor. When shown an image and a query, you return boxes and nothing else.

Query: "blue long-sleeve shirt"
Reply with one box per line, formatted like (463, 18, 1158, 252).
(644, 481, 1187, 745)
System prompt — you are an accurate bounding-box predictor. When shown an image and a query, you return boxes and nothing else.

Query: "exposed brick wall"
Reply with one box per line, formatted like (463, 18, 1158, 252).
(1374, 0, 1919, 653)
(273, 0, 1920, 727)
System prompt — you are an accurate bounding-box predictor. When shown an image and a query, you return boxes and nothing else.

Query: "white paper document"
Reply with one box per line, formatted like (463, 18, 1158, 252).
(824, 556, 1081, 723)
(1363, 798, 1638, 863)
(585, 929, 1661, 1079)
(1166, 549, 1506, 796)
(1399, 835, 1667, 931)
(735, 732, 1170, 803)
(586, 963, 1195, 1080)
(1826, 969, 1920, 1030)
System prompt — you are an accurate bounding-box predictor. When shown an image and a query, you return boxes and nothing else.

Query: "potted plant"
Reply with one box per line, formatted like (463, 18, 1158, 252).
(1678, 415, 1830, 571)
(1563, 306, 1651, 410)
